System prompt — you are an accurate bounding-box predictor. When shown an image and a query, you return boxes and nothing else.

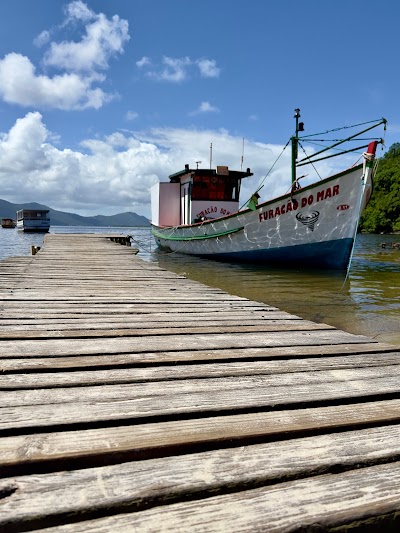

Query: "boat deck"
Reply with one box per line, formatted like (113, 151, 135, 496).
(1, 234, 400, 532)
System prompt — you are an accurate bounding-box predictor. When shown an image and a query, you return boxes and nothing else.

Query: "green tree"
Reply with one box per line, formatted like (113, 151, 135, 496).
(360, 143, 400, 233)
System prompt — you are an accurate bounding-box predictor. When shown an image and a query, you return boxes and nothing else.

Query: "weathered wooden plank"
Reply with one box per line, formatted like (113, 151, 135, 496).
(0, 299, 270, 306)
(2, 377, 400, 432)
(1, 270, 182, 276)
(2, 280, 202, 286)
(1, 400, 400, 472)
(0, 321, 334, 340)
(2, 365, 400, 408)
(0, 304, 273, 316)
(0, 310, 296, 326)
(0, 318, 304, 331)
(34, 461, 400, 532)
(1, 344, 396, 372)
(0, 330, 376, 358)
(1, 425, 400, 531)
(1, 353, 399, 389)
(0, 293, 250, 301)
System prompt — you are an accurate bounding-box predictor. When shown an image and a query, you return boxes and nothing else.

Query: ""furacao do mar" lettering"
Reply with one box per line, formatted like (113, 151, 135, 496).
(258, 184, 340, 223)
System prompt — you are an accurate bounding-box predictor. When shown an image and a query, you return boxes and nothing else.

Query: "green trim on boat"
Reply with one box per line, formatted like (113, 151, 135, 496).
(152, 226, 244, 241)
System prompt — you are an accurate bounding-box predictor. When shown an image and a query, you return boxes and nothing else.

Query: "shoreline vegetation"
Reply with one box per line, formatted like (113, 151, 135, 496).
(359, 143, 400, 234)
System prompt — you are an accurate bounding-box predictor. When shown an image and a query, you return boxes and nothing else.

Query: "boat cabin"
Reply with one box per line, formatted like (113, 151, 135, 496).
(16, 209, 50, 232)
(151, 165, 253, 227)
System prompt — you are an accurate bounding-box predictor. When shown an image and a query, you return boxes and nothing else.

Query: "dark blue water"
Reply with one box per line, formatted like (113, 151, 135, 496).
(1, 227, 399, 346)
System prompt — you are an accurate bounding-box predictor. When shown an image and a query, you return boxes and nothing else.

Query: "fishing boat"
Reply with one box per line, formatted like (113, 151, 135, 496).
(16, 209, 50, 232)
(1, 218, 16, 228)
(151, 110, 386, 269)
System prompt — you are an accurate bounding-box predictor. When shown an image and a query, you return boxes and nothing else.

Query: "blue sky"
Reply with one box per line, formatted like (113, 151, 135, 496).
(0, 0, 396, 217)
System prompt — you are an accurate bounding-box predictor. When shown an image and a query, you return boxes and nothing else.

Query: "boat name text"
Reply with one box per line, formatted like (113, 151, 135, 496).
(196, 206, 232, 218)
(258, 185, 340, 223)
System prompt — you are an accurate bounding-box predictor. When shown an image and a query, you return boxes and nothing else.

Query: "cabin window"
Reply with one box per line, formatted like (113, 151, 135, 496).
(191, 175, 240, 201)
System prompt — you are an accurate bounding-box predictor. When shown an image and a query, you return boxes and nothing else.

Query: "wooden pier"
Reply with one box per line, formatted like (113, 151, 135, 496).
(1, 234, 400, 532)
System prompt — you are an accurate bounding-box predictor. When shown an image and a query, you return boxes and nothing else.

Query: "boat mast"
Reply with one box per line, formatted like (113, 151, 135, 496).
(291, 108, 302, 184)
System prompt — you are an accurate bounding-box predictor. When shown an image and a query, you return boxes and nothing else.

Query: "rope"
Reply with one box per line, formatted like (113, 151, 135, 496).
(300, 137, 383, 142)
(298, 141, 322, 180)
(239, 138, 291, 210)
(300, 117, 386, 139)
(304, 139, 374, 153)
(130, 235, 154, 254)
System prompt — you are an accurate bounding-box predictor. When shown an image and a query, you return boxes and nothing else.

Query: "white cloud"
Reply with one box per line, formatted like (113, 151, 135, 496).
(44, 7, 129, 72)
(139, 56, 220, 83)
(0, 114, 345, 218)
(136, 56, 151, 68)
(125, 111, 139, 121)
(190, 101, 220, 115)
(147, 56, 192, 82)
(0, 1, 129, 110)
(0, 53, 111, 110)
(0, 112, 49, 173)
(196, 59, 220, 78)
(0, 113, 290, 216)
(33, 30, 51, 48)
(65, 0, 95, 22)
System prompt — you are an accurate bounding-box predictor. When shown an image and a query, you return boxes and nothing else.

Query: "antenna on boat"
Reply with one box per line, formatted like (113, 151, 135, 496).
(210, 143, 213, 168)
(241, 138, 245, 170)
(291, 108, 304, 184)
(196, 161, 202, 169)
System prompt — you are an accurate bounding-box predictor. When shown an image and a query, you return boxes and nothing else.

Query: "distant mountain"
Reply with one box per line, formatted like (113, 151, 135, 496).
(0, 199, 150, 227)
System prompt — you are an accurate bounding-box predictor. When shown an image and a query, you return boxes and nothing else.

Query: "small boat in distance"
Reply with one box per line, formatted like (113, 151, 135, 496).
(16, 209, 50, 232)
(1, 218, 16, 228)
(151, 110, 387, 270)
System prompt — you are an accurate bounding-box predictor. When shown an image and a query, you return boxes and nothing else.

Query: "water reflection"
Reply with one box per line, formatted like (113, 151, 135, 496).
(150, 233, 400, 346)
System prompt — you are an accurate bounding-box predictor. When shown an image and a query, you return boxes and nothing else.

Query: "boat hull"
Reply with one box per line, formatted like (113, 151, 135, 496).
(17, 221, 50, 232)
(152, 165, 370, 270)
(182, 238, 354, 269)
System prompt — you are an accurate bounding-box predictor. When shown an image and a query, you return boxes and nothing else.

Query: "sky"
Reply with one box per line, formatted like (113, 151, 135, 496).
(0, 0, 397, 219)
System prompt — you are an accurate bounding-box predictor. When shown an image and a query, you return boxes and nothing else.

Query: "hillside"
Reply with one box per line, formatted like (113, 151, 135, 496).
(0, 199, 150, 227)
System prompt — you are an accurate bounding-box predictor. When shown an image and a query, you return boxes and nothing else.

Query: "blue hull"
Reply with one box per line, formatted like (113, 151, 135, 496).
(188, 238, 355, 270)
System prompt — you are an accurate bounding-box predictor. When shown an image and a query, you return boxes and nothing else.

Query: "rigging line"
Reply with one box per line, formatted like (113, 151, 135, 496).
(297, 121, 386, 164)
(258, 138, 291, 189)
(297, 143, 371, 167)
(239, 139, 291, 210)
(303, 140, 370, 155)
(299, 117, 386, 139)
(302, 137, 380, 143)
(298, 141, 322, 180)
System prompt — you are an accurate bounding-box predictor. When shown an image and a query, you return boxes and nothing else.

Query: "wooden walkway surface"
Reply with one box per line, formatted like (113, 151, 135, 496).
(1, 233, 400, 532)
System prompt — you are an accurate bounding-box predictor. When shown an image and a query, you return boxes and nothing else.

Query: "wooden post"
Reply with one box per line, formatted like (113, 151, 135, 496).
(30, 245, 41, 255)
